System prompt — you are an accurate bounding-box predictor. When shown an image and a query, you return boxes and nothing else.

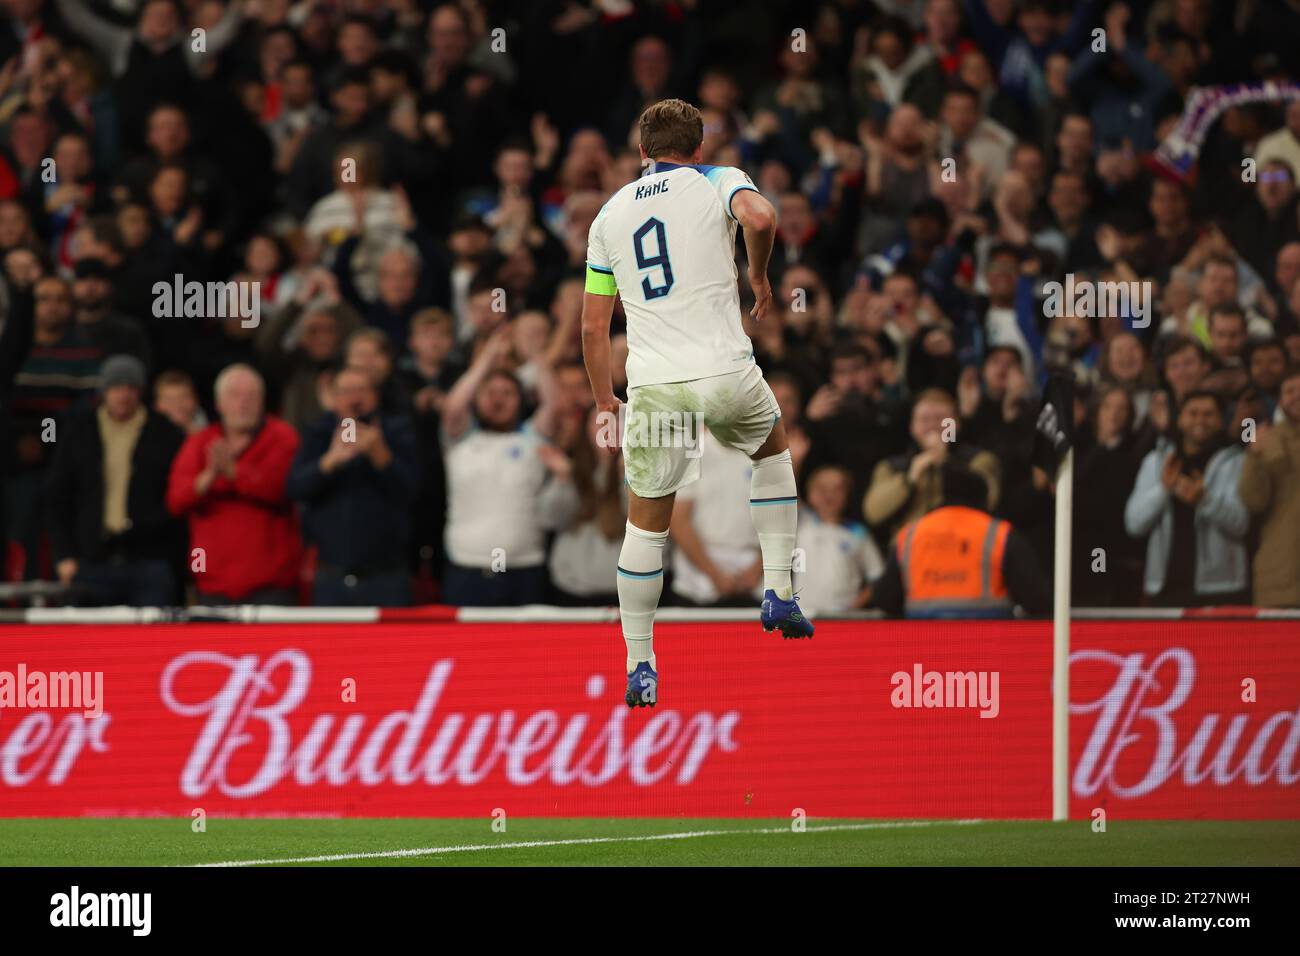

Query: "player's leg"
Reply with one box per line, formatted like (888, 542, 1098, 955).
(749, 420, 812, 637)
(706, 367, 813, 639)
(618, 383, 697, 707)
(749, 417, 799, 601)
(619, 490, 674, 686)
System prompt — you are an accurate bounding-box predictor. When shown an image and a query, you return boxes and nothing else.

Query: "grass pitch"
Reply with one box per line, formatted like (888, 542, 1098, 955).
(0, 818, 1297, 867)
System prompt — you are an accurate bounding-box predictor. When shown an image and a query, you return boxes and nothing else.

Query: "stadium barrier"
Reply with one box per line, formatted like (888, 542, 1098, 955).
(0, 614, 1294, 819)
(5, 604, 1300, 624)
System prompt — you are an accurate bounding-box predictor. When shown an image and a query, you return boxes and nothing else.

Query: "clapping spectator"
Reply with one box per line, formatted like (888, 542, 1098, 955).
(305, 141, 406, 282)
(287, 365, 419, 606)
(1125, 390, 1249, 606)
(167, 364, 300, 604)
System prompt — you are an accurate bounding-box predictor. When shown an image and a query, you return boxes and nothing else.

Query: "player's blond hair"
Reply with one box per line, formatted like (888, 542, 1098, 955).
(638, 99, 704, 160)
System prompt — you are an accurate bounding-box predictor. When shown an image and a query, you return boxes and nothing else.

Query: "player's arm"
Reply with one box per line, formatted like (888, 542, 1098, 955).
(580, 288, 621, 456)
(581, 202, 622, 439)
(581, 284, 620, 451)
(731, 188, 777, 322)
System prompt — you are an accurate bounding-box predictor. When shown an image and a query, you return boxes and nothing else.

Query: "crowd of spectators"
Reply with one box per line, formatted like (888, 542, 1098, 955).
(1, 0, 1299, 612)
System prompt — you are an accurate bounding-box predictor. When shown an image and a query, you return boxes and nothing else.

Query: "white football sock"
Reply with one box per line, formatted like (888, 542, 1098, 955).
(618, 521, 667, 672)
(750, 449, 798, 600)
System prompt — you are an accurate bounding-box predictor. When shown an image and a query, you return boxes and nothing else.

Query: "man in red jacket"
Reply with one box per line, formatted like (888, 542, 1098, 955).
(167, 363, 302, 604)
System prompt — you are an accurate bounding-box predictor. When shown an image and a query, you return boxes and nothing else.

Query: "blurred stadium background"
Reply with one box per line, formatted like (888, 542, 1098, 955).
(0, 0, 1298, 863)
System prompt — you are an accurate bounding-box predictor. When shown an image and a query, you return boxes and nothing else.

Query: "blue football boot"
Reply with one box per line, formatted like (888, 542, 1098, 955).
(625, 661, 658, 708)
(760, 590, 814, 639)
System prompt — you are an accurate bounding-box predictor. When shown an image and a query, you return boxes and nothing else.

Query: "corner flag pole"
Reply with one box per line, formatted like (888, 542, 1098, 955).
(1051, 447, 1073, 822)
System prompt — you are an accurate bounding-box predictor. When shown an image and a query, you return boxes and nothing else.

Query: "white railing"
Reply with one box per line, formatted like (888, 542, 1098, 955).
(2, 604, 1297, 624)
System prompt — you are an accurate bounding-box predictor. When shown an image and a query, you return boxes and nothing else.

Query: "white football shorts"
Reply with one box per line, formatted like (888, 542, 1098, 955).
(621, 363, 780, 498)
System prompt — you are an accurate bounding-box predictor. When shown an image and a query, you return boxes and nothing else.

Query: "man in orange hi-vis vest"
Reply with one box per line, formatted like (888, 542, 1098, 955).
(871, 466, 1051, 619)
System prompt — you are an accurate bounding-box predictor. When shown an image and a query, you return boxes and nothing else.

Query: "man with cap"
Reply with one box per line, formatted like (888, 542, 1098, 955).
(45, 354, 185, 606)
(72, 257, 151, 367)
(870, 463, 1051, 618)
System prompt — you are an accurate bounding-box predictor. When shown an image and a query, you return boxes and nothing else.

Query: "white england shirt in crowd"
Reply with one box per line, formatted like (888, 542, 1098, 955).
(442, 416, 577, 569)
(549, 520, 622, 597)
(585, 160, 759, 388)
(547, 462, 626, 597)
(303, 188, 404, 248)
(793, 513, 886, 617)
(670, 430, 763, 605)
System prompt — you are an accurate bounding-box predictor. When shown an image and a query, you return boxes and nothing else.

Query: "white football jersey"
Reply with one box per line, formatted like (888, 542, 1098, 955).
(586, 161, 760, 388)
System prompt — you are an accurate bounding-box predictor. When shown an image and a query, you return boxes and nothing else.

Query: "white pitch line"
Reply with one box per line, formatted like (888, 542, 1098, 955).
(192, 819, 986, 867)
